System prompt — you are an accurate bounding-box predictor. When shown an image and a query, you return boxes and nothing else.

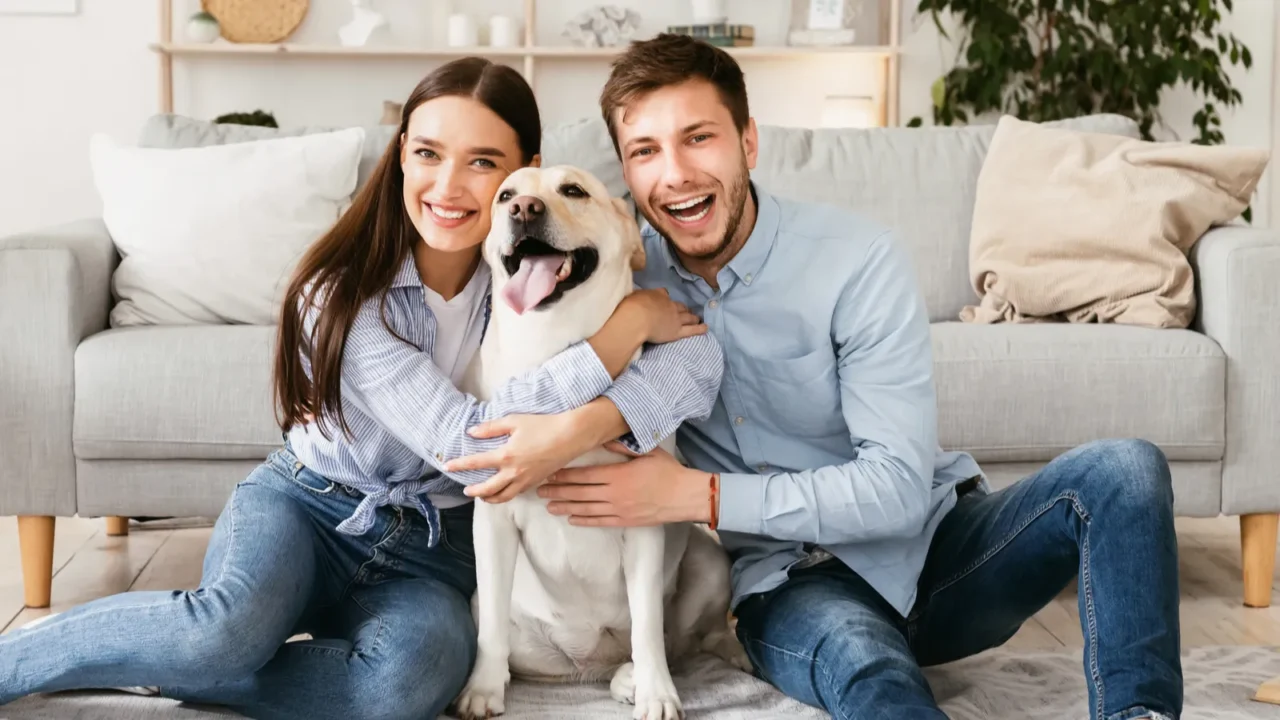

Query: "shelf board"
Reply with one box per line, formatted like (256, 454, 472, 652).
(148, 42, 897, 60)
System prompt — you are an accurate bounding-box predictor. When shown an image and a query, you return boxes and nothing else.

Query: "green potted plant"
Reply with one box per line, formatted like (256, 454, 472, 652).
(213, 110, 279, 128)
(909, 0, 1253, 146)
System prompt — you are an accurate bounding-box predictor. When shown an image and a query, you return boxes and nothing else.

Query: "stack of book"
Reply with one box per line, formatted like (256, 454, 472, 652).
(665, 23, 755, 47)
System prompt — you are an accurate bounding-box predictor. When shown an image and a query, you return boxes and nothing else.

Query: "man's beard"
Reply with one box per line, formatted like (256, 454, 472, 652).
(646, 160, 751, 263)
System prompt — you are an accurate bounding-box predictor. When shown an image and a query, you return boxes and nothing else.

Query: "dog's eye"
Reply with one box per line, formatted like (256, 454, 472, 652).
(559, 184, 588, 199)
(498, 189, 515, 203)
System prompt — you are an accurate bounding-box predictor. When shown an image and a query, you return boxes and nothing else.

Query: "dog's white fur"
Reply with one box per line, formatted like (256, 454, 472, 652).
(452, 166, 747, 720)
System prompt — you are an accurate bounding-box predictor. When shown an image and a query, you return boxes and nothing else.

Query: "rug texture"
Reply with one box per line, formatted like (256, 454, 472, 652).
(5, 646, 1280, 719)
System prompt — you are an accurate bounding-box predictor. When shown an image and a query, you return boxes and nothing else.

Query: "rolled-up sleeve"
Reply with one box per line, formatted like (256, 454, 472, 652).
(604, 332, 725, 454)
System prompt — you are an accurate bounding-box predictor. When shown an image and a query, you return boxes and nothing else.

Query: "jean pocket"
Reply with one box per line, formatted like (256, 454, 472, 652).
(289, 465, 337, 495)
(439, 508, 475, 566)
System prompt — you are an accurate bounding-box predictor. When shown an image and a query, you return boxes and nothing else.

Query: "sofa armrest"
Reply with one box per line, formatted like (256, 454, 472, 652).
(1191, 224, 1280, 515)
(0, 218, 117, 516)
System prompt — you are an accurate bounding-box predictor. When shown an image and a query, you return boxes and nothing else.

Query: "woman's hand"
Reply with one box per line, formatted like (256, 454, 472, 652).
(446, 412, 595, 504)
(621, 288, 707, 344)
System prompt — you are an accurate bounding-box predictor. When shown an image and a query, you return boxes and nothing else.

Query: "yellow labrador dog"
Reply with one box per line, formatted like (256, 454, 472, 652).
(453, 165, 746, 720)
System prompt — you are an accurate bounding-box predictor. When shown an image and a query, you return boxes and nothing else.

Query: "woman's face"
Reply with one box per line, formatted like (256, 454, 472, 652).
(399, 95, 530, 254)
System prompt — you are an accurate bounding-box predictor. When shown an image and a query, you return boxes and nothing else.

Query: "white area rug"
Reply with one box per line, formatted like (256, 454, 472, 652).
(6, 646, 1280, 719)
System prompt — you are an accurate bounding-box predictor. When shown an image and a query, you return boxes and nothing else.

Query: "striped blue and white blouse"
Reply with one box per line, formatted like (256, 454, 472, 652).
(286, 254, 725, 544)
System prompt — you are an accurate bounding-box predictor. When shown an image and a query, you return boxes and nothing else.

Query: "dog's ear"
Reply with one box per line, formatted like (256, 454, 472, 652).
(630, 242, 647, 272)
(611, 196, 632, 218)
(612, 197, 646, 272)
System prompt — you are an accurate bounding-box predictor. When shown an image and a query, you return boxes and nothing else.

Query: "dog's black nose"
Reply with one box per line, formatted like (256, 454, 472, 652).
(509, 195, 545, 224)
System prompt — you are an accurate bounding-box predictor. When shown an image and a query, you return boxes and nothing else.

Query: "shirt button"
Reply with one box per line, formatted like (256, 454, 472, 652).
(744, 273, 753, 284)
(757, 463, 769, 472)
(652, 430, 661, 441)
(435, 452, 444, 461)
(734, 416, 745, 425)
(708, 299, 719, 309)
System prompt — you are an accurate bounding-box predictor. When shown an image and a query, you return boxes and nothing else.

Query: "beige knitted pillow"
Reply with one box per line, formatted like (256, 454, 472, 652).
(961, 115, 1269, 328)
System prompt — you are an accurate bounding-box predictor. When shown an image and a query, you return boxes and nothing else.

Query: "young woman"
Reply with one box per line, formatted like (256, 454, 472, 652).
(0, 58, 722, 720)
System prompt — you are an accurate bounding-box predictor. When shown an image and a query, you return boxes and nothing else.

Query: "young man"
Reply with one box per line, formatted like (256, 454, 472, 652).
(537, 34, 1183, 720)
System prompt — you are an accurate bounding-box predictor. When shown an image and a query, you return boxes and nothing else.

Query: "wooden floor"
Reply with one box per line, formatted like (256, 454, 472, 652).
(3, 515, 1280, 648)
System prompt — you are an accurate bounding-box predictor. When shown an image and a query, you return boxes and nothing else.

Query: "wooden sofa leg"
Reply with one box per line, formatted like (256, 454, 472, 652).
(1241, 513, 1279, 608)
(17, 516, 55, 609)
(105, 516, 129, 536)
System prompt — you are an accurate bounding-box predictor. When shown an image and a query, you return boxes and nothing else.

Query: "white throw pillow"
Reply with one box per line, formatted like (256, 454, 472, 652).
(89, 127, 366, 327)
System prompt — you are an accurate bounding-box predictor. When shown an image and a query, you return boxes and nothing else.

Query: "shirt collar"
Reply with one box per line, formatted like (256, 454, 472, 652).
(725, 183, 778, 285)
(391, 252, 421, 288)
(646, 181, 779, 287)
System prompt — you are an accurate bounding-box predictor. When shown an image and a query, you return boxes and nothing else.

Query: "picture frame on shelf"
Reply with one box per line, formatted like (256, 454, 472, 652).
(787, 0, 861, 46)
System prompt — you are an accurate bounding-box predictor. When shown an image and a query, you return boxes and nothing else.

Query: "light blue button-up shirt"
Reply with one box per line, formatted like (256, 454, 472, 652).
(633, 183, 985, 618)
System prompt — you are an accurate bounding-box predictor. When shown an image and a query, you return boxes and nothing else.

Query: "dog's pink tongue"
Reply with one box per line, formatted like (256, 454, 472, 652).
(501, 256, 563, 314)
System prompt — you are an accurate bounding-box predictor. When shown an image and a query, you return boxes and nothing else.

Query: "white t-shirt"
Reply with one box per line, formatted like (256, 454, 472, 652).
(422, 262, 490, 386)
(423, 262, 490, 509)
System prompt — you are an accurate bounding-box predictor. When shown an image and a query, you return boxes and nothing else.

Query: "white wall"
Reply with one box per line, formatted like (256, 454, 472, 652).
(0, 0, 1275, 236)
(0, 2, 156, 237)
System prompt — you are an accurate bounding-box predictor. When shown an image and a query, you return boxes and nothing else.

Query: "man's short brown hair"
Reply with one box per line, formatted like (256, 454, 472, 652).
(599, 33, 750, 156)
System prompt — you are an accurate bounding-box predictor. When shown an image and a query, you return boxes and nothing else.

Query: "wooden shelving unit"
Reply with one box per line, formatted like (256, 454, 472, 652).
(151, 0, 903, 126)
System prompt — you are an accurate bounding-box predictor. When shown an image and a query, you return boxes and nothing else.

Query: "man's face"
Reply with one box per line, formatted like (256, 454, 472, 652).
(613, 79, 758, 261)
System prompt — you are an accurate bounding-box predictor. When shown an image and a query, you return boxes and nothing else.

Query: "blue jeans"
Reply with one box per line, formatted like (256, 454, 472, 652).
(733, 438, 1182, 720)
(0, 447, 478, 720)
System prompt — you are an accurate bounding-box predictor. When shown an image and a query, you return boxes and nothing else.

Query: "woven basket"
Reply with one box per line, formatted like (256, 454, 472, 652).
(202, 0, 309, 44)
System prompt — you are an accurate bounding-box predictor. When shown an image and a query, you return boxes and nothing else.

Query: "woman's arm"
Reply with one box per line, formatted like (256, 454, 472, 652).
(301, 286, 701, 484)
(445, 315, 726, 503)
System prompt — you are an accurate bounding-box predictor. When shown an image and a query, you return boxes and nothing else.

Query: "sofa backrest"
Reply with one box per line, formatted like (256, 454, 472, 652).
(137, 112, 1141, 323)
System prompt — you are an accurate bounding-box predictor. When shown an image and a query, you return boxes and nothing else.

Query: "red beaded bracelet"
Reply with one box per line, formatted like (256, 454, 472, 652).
(709, 472, 720, 530)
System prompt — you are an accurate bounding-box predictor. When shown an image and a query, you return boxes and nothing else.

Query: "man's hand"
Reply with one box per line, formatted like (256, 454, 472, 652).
(445, 412, 590, 504)
(537, 443, 713, 527)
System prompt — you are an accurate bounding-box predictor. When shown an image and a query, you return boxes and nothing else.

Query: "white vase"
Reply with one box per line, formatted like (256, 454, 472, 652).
(338, 0, 388, 47)
(488, 15, 519, 47)
(448, 13, 478, 47)
(690, 0, 727, 24)
(185, 14, 220, 43)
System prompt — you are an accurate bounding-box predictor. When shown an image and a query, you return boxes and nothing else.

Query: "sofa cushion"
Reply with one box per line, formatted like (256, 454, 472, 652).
(75, 326, 279, 460)
(749, 114, 1142, 323)
(933, 323, 1225, 463)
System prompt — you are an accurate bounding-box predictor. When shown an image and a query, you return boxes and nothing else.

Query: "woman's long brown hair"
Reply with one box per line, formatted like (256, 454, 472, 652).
(273, 57, 541, 441)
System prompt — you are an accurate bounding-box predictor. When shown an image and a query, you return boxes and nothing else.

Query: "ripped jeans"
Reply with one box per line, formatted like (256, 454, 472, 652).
(734, 438, 1182, 720)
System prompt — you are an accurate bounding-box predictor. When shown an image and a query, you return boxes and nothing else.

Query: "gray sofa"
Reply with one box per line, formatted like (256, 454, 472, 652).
(4, 111, 1279, 626)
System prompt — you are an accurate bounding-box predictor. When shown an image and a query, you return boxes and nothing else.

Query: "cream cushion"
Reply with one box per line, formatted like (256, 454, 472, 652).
(961, 115, 1269, 328)
(89, 127, 365, 327)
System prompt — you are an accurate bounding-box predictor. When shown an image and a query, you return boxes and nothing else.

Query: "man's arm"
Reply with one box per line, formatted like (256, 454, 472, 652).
(716, 231, 938, 545)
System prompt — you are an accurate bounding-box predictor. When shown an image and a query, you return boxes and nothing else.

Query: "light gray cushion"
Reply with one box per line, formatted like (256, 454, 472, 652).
(74, 326, 278, 460)
(137, 112, 1141, 325)
(981, 461, 1222, 518)
(749, 114, 1143, 322)
(76, 459, 259, 518)
(933, 323, 1225, 463)
(136, 113, 630, 201)
(137, 114, 397, 193)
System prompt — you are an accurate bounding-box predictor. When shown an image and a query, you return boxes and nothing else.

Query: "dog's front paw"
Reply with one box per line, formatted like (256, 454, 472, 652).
(631, 665, 683, 720)
(454, 661, 510, 719)
(610, 662, 636, 705)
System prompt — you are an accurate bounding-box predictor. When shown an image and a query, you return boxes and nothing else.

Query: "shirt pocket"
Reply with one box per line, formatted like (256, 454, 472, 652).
(736, 346, 845, 438)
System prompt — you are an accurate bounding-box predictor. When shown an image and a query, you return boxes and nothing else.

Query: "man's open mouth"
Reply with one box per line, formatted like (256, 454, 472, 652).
(500, 237, 598, 314)
(663, 194, 714, 224)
